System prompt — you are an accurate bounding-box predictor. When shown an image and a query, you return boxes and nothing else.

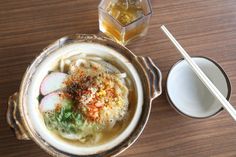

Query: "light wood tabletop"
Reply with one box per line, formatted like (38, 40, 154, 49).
(1, 0, 236, 156)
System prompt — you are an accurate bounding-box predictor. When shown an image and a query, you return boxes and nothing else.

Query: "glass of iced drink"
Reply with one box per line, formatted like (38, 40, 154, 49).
(98, 0, 152, 45)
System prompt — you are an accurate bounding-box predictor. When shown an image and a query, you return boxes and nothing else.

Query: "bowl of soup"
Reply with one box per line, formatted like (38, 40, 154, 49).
(6, 34, 162, 156)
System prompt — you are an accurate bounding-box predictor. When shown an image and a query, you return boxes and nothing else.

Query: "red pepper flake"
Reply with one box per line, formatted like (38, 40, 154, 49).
(55, 104, 62, 112)
(95, 101, 103, 108)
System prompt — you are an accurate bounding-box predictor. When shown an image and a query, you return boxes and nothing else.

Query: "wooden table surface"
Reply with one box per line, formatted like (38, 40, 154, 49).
(1, 0, 236, 156)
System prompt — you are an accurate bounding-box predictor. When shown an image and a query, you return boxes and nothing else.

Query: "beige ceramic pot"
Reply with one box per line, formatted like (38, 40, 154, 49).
(7, 34, 162, 157)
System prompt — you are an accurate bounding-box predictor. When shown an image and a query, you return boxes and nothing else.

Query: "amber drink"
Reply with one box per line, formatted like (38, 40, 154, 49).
(98, 0, 152, 45)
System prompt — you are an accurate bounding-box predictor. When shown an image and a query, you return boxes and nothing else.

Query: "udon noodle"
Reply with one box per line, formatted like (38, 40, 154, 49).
(38, 54, 135, 145)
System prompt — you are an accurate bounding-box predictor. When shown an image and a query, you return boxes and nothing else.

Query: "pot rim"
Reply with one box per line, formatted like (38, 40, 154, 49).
(14, 34, 162, 156)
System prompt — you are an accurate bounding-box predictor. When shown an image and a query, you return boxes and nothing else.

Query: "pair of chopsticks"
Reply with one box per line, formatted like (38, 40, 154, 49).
(161, 25, 236, 121)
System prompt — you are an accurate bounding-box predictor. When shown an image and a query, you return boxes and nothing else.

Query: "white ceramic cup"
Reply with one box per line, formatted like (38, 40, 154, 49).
(166, 56, 231, 118)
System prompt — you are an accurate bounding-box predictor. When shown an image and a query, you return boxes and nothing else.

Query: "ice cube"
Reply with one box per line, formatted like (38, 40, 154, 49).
(110, 9, 120, 19)
(118, 0, 129, 10)
(118, 12, 132, 25)
(128, 0, 136, 5)
(134, 0, 142, 9)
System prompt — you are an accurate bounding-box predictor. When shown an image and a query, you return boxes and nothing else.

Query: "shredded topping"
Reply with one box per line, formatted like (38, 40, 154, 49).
(40, 55, 130, 144)
(64, 61, 129, 124)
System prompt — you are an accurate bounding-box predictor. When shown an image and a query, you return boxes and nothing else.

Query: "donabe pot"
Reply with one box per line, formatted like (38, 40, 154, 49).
(7, 34, 162, 157)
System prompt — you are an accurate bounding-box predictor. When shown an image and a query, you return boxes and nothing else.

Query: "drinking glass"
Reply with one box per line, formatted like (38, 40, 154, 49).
(98, 0, 152, 45)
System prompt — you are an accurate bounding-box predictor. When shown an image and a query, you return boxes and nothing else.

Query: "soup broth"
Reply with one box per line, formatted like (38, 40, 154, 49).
(38, 54, 136, 146)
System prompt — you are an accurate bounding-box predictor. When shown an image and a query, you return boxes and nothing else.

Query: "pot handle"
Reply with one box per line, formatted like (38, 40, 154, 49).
(136, 56, 162, 100)
(6, 92, 30, 140)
